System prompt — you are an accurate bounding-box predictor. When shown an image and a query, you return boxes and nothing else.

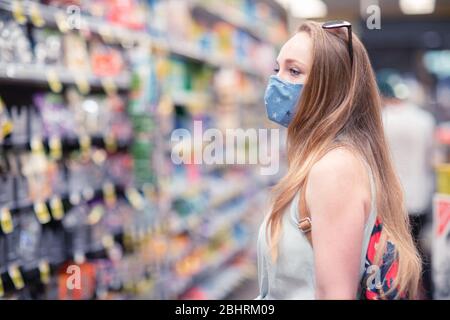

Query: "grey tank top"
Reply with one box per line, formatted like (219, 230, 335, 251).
(255, 163, 378, 300)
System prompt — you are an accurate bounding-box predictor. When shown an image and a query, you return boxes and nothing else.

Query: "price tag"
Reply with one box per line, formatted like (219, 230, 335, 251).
(49, 136, 62, 160)
(8, 264, 24, 290)
(0, 207, 14, 234)
(79, 134, 91, 156)
(30, 3, 45, 27)
(101, 78, 117, 96)
(46, 69, 63, 93)
(74, 73, 91, 95)
(125, 187, 144, 211)
(12, 0, 27, 25)
(54, 11, 69, 33)
(102, 182, 117, 207)
(103, 133, 117, 153)
(34, 202, 51, 224)
(38, 260, 50, 284)
(87, 205, 104, 225)
(50, 196, 64, 221)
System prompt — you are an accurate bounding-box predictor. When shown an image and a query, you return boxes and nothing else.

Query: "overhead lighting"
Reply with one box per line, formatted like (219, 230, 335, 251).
(290, 0, 328, 19)
(399, 0, 435, 15)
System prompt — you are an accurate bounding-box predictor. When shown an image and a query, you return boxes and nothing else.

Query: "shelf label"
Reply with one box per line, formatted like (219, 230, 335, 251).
(54, 11, 70, 33)
(46, 69, 63, 93)
(74, 73, 90, 95)
(49, 136, 62, 160)
(101, 78, 117, 96)
(0, 207, 14, 234)
(34, 202, 51, 224)
(99, 24, 114, 43)
(39, 260, 50, 285)
(102, 234, 115, 249)
(50, 196, 64, 221)
(103, 182, 117, 207)
(8, 264, 24, 290)
(103, 133, 117, 153)
(30, 3, 45, 27)
(125, 187, 144, 210)
(12, 0, 27, 25)
(79, 134, 91, 157)
(0, 277, 4, 297)
(87, 205, 104, 225)
(30, 136, 45, 155)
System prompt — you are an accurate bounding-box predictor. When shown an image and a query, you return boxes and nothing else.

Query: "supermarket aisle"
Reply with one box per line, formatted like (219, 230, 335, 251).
(227, 278, 259, 300)
(0, 0, 287, 300)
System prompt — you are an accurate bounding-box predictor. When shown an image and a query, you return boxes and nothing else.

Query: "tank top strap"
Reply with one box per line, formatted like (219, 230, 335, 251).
(358, 160, 378, 283)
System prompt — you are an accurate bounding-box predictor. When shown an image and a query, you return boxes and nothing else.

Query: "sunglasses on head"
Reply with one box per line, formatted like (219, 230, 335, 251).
(322, 20, 353, 65)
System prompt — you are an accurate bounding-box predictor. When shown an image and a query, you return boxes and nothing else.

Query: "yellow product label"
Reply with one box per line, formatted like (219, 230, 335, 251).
(49, 136, 62, 160)
(87, 205, 104, 225)
(30, 3, 45, 27)
(8, 264, 24, 290)
(0, 207, 14, 234)
(125, 187, 144, 210)
(34, 202, 51, 224)
(2, 120, 14, 137)
(102, 182, 116, 207)
(12, 0, 27, 25)
(50, 196, 64, 220)
(79, 134, 91, 156)
(38, 260, 50, 284)
(46, 69, 63, 93)
(99, 24, 114, 43)
(101, 78, 117, 96)
(102, 234, 115, 249)
(54, 11, 69, 33)
(0, 277, 4, 297)
(30, 136, 45, 154)
(104, 133, 117, 153)
(74, 73, 91, 95)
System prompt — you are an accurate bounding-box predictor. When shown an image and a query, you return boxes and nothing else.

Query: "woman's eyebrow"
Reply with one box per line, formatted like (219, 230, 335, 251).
(285, 58, 306, 69)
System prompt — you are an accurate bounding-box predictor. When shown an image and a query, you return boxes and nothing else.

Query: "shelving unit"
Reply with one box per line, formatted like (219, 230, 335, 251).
(0, 0, 287, 300)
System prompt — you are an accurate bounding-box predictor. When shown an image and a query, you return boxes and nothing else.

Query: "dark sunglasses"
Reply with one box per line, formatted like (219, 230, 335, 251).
(322, 20, 353, 65)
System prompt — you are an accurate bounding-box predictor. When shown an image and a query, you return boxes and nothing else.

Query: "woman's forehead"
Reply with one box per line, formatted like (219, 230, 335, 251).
(277, 32, 312, 66)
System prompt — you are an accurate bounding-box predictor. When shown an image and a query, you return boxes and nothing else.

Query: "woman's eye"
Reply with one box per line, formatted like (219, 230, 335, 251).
(273, 68, 280, 74)
(290, 68, 301, 76)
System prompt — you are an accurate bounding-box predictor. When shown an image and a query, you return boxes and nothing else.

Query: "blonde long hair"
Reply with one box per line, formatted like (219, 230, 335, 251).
(266, 21, 421, 299)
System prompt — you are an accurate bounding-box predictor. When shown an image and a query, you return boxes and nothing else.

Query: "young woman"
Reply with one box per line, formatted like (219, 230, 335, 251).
(256, 20, 422, 300)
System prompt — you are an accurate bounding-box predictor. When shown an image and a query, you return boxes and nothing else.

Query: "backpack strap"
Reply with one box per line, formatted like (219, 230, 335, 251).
(298, 185, 313, 246)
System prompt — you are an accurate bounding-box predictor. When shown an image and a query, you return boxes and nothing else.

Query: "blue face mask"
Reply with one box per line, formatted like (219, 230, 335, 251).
(264, 75, 303, 127)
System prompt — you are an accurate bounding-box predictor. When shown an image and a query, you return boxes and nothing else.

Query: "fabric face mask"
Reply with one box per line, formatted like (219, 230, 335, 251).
(264, 75, 303, 127)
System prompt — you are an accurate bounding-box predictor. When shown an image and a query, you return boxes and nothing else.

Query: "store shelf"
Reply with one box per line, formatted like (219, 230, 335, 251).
(181, 259, 256, 300)
(191, 1, 270, 44)
(0, 63, 131, 90)
(0, 1, 266, 79)
(170, 242, 249, 299)
(0, 134, 132, 154)
(0, 0, 149, 44)
(165, 39, 263, 78)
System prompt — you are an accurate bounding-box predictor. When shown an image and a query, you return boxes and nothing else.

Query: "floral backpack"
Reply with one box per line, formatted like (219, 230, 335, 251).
(358, 217, 407, 300)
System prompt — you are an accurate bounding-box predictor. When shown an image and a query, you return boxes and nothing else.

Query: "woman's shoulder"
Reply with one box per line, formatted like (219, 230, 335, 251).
(306, 147, 371, 207)
(309, 147, 368, 185)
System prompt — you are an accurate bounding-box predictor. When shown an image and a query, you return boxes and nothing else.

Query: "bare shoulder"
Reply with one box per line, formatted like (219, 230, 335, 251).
(306, 147, 370, 208)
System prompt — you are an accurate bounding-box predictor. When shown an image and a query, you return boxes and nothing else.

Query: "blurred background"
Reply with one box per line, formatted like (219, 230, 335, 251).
(0, 0, 448, 300)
